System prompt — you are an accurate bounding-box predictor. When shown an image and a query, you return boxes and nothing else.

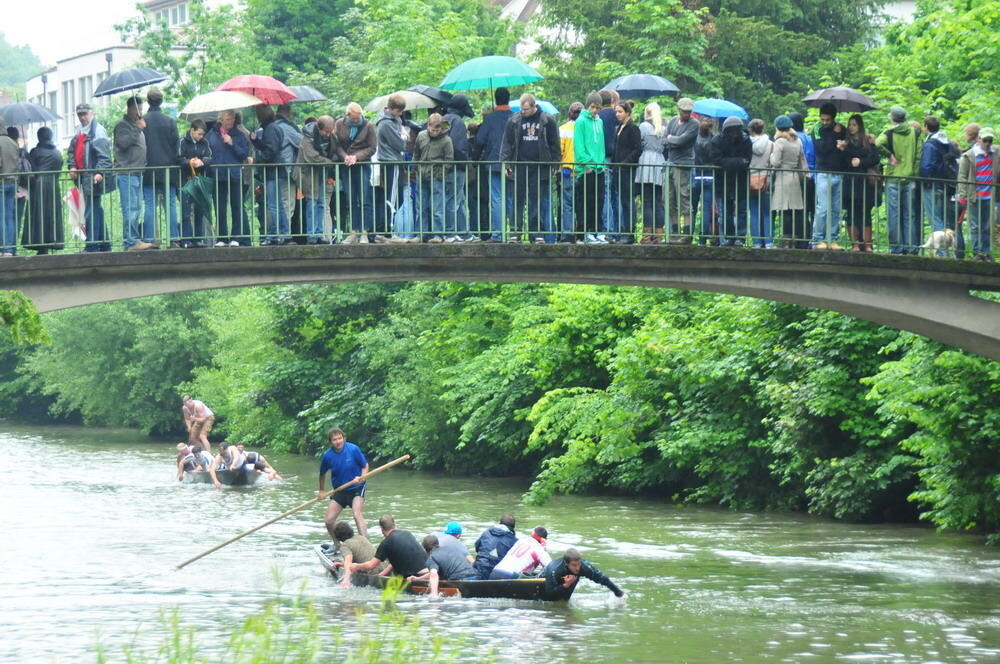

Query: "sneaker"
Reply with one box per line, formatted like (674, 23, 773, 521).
(215, 241, 227, 247)
(386, 236, 409, 244)
(812, 242, 828, 250)
(533, 237, 546, 244)
(229, 241, 240, 247)
(427, 236, 444, 244)
(343, 232, 360, 245)
(374, 235, 391, 243)
(444, 235, 462, 243)
(126, 241, 155, 251)
(507, 235, 522, 243)
(829, 242, 843, 251)
(597, 234, 608, 244)
(358, 234, 370, 244)
(584, 233, 599, 244)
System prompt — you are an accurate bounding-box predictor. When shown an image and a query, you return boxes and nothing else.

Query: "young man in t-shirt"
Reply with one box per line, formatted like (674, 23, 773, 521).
(350, 515, 428, 579)
(490, 526, 551, 579)
(330, 521, 385, 588)
(319, 427, 369, 541)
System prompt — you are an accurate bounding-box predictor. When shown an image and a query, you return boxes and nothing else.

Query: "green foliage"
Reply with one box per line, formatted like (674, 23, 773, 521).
(0, 291, 49, 345)
(245, 0, 355, 79)
(0, 31, 42, 91)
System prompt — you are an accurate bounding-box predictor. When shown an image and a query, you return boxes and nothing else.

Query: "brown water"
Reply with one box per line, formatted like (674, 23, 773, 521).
(1, 425, 999, 663)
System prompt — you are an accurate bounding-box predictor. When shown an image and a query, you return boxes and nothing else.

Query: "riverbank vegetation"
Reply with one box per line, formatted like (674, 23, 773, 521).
(2, 284, 998, 542)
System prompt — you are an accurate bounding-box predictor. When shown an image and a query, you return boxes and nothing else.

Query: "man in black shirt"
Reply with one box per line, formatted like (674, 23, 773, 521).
(541, 548, 624, 601)
(499, 94, 560, 243)
(349, 515, 428, 579)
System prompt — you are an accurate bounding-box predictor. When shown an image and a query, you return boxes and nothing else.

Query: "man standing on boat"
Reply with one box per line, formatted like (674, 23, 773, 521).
(541, 548, 624, 601)
(181, 396, 214, 454)
(319, 427, 369, 541)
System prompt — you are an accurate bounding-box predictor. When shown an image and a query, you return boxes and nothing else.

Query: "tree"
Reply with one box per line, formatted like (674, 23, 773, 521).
(0, 291, 48, 345)
(0, 32, 42, 89)
(244, 0, 355, 79)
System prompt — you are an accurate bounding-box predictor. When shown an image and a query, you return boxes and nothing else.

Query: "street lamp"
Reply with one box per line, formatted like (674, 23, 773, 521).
(105, 52, 113, 75)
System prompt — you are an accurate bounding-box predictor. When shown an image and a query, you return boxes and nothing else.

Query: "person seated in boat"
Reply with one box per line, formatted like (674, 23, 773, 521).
(408, 534, 479, 599)
(541, 548, 624, 601)
(490, 526, 551, 579)
(235, 443, 283, 480)
(192, 445, 213, 470)
(349, 515, 428, 580)
(209, 442, 247, 489)
(175, 443, 198, 480)
(473, 514, 517, 579)
(329, 521, 386, 588)
(438, 521, 475, 564)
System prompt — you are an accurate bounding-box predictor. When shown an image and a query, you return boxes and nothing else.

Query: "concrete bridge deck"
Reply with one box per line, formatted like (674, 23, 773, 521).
(1, 244, 998, 360)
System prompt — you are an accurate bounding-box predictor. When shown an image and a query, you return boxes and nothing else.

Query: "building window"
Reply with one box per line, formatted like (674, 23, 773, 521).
(79, 76, 92, 103)
(178, 3, 187, 24)
(171, 7, 178, 24)
(49, 91, 57, 113)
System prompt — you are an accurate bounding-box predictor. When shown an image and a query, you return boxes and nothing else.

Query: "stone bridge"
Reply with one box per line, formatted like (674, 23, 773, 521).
(1, 244, 999, 360)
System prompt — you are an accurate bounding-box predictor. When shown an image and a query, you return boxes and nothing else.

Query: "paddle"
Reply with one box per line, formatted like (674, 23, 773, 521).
(175, 454, 411, 569)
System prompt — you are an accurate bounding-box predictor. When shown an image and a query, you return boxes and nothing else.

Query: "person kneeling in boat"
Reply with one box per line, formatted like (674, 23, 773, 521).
(473, 514, 518, 579)
(409, 535, 479, 598)
(541, 548, 624, 601)
(490, 526, 551, 579)
(236, 443, 283, 481)
(209, 442, 247, 489)
(349, 515, 428, 580)
(330, 521, 386, 588)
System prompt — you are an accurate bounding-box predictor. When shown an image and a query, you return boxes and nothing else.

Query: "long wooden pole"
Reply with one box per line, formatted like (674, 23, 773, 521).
(175, 454, 411, 569)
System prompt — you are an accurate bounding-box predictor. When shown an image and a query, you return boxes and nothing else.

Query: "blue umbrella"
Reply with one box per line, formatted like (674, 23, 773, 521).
(693, 98, 749, 122)
(509, 99, 559, 115)
(604, 74, 680, 100)
(94, 67, 168, 97)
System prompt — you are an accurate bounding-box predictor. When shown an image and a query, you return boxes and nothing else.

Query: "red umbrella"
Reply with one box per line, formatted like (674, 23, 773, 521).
(217, 75, 296, 105)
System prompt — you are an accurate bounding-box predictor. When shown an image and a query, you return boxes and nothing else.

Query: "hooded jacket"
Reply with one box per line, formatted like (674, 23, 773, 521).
(919, 131, 953, 180)
(113, 115, 147, 171)
(67, 120, 113, 195)
(178, 131, 213, 181)
(414, 126, 453, 180)
(500, 110, 560, 166)
(142, 105, 180, 186)
(707, 118, 752, 199)
(957, 143, 1000, 202)
(252, 119, 284, 178)
(814, 121, 847, 172)
(473, 524, 518, 579)
(375, 109, 405, 162)
(333, 116, 376, 164)
(207, 124, 250, 180)
(573, 110, 606, 176)
(475, 106, 513, 172)
(275, 116, 303, 169)
(875, 123, 921, 180)
(295, 122, 337, 199)
(443, 94, 474, 161)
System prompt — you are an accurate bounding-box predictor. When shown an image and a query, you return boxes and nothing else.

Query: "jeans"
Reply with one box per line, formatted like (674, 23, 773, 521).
(886, 180, 918, 254)
(602, 168, 619, 235)
(691, 176, 717, 241)
(749, 191, 772, 247)
(967, 198, 994, 256)
(143, 183, 179, 242)
(263, 173, 290, 241)
(419, 178, 446, 237)
(489, 171, 513, 241)
(720, 197, 748, 245)
(375, 164, 404, 236)
(303, 197, 325, 239)
(445, 167, 468, 236)
(215, 177, 248, 245)
(512, 165, 554, 242)
(560, 170, 576, 238)
(83, 194, 109, 252)
(812, 172, 843, 244)
(118, 174, 147, 247)
(342, 164, 372, 233)
(0, 182, 15, 254)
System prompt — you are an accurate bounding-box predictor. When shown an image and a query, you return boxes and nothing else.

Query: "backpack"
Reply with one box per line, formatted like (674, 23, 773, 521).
(942, 140, 961, 181)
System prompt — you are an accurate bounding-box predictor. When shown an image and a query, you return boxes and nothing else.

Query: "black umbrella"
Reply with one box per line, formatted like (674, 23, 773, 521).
(0, 102, 60, 125)
(604, 74, 680, 100)
(803, 86, 876, 113)
(288, 85, 327, 103)
(94, 67, 168, 97)
(408, 85, 453, 105)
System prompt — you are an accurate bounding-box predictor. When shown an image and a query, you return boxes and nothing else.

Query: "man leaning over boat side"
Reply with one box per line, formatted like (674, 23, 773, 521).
(237, 443, 283, 481)
(409, 534, 479, 599)
(541, 548, 624, 601)
(490, 526, 551, 579)
(318, 427, 369, 541)
(209, 442, 246, 489)
(349, 515, 428, 580)
(330, 521, 385, 588)
(181, 396, 215, 454)
(473, 514, 518, 579)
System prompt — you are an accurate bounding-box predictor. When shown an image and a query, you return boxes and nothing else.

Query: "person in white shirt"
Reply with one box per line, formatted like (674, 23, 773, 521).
(489, 526, 551, 579)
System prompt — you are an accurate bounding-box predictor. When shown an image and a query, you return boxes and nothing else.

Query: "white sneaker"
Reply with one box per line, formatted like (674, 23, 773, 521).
(344, 232, 359, 244)
(464, 236, 481, 243)
(597, 234, 609, 244)
(584, 234, 601, 244)
(215, 241, 227, 247)
(444, 235, 461, 243)
(229, 241, 240, 247)
(359, 234, 370, 244)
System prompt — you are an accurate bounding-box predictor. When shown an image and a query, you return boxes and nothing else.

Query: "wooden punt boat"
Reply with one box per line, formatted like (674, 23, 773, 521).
(181, 469, 261, 486)
(314, 543, 551, 601)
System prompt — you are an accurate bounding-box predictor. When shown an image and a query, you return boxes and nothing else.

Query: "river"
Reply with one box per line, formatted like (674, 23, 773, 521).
(1, 425, 998, 663)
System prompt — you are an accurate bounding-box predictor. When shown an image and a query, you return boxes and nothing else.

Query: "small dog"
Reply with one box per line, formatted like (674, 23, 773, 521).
(921, 228, 956, 257)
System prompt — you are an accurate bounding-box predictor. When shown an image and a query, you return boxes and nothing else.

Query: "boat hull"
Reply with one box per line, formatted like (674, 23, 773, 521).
(182, 470, 261, 486)
(314, 544, 551, 601)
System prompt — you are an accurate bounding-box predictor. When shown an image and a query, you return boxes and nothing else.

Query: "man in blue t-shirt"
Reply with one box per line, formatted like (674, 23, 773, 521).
(319, 427, 369, 542)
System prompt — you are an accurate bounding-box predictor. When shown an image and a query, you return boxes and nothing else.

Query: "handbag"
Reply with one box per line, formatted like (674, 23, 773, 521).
(749, 173, 769, 191)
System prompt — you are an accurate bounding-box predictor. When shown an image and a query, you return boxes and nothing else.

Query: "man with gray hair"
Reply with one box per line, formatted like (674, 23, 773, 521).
(499, 93, 560, 243)
(876, 106, 922, 254)
(334, 102, 377, 243)
(664, 97, 699, 242)
(296, 115, 337, 244)
(68, 103, 113, 252)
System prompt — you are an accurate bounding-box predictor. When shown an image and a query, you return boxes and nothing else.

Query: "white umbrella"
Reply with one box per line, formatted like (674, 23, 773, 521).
(364, 90, 437, 112)
(179, 90, 264, 120)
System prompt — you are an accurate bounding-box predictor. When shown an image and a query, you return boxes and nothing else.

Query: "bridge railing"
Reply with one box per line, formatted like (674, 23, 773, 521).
(0, 160, 995, 259)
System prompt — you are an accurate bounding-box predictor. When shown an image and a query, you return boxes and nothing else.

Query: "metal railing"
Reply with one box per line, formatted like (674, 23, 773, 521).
(0, 160, 995, 260)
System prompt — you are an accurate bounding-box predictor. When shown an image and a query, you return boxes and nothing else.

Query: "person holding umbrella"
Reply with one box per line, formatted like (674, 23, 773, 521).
(68, 103, 113, 253)
(810, 103, 847, 250)
(114, 96, 151, 251)
(142, 89, 180, 248)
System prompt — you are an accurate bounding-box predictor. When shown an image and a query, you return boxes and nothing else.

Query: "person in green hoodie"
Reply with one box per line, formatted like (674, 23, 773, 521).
(574, 91, 607, 243)
(875, 106, 922, 254)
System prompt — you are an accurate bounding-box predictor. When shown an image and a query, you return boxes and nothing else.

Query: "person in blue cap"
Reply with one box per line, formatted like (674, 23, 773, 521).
(438, 521, 475, 564)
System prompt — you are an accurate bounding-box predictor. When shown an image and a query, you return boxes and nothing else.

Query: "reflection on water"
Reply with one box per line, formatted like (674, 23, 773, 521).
(1, 425, 999, 663)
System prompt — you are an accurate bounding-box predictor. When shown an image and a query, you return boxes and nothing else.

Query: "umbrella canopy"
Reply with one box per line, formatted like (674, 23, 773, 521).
(181, 176, 216, 224)
(179, 91, 264, 120)
(93, 67, 168, 97)
(440, 56, 543, 91)
(693, 98, 749, 122)
(509, 99, 559, 115)
(217, 75, 296, 105)
(803, 86, 876, 113)
(0, 102, 60, 125)
(365, 90, 436, 112)
(408, 85, 453, 105)
(603, 74, 680, 100)
(288, 85, 328, 103)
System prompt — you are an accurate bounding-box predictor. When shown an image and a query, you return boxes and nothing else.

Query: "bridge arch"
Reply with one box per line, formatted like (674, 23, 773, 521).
(2, 244, 999, 361)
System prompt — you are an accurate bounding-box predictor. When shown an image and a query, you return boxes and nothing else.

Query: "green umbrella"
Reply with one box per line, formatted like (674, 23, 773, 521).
(182, 176, 216, 227)
(439, 55, 543, 91)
